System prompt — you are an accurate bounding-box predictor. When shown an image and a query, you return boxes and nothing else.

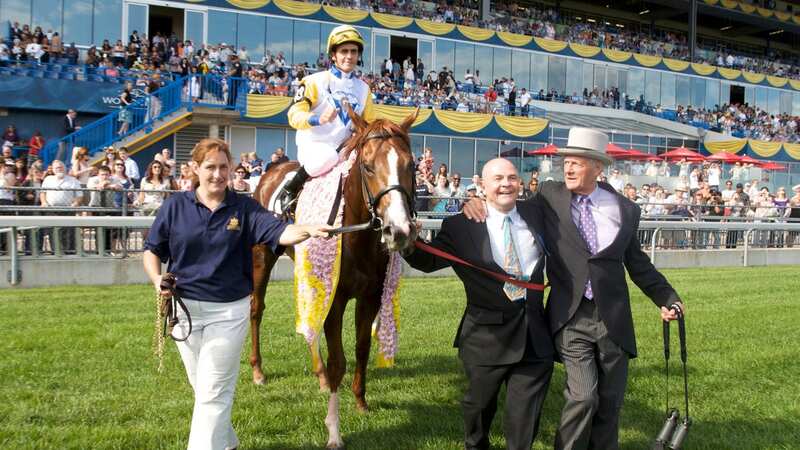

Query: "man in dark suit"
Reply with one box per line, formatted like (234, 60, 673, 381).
(404, 158, 554, 450)
(464, 127, 684, 450)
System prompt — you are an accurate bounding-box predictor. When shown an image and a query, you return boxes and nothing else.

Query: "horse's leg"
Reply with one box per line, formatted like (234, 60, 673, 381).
(249, 244, 278, 385)
(323, 294, 348, 449)
(351, 295, 381, 413)
(311, 337, 330, 392)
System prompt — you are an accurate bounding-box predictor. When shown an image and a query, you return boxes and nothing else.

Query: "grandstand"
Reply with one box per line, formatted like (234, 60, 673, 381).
(0, 0, 798, 181)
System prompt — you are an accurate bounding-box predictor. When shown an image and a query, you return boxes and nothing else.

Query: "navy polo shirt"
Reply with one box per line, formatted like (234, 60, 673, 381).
(144, 190, 288, 302)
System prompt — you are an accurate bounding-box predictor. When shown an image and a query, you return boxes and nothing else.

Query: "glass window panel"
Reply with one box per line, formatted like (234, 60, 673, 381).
(645, 70, 660, 106)
(230, 127, 256, 162)
(705, 79, 719, 110)
(94, 0, 122, 44)
(127, 4, 147, 42)
(237, 14, 266, 64)
(32, 0, 62, 35)
(593, 64, 606, 90)
(208, 10, 236, 48)
(618, 70, 627, 94)
(356, 26, 370, 74)
(425, 136, 450, 173)
(582, 63, 593, 93)
(256, 128, 285, 159)
(320, 23, 336, 56)
(63, 0, 92, 46)
(185, 11, 204, 48)
(779, 92, 792, 115)
(291, 20, 318, 67)
(690, 77, 705, 108)
(493, 48, 511, 84)
(755, 87, 768, 111)
(2, 0, 31, 28)
(417, 41, 432, 80)
(565, 59, 583, 97)
(434, 39, 455, 73)
(511, 50, 530, 91)
(286, 130, 298, 160)
(547, 56, 566, 94)
(676, 76, 690, 107)
(455, 42, 475, 82)
(552, 127, 570, 138)
(475, 45, 493, 85)
(793, 93, 800, 116)
(266, 17, 293, 64)
(607, 67, 618, 90)
(745, 87, 755, 107)
(374, 34, 389, 74)
(530, 53, 547, 94)
(410, 135, 425, 159)
(500, 141, 523, 173)
(475, 140, 498, 176)
(627, 69, 644, 100)
(660, 73, 676, 109)
(767, 89, 780, 115)
(719, 82, 730, 107)
(450, 139, 475, 178)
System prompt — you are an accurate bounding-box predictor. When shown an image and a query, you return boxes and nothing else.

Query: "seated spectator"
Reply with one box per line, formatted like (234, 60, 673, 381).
(230, 165, 251, 194)
(136, 160, 171, 215)
(2, 124, 19, 147)
(177, 163, 194, 191)
(39, 160, 82, 253)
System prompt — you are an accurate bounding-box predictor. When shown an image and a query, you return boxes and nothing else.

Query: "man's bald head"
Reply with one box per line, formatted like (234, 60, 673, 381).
(481, 158, 520, 213)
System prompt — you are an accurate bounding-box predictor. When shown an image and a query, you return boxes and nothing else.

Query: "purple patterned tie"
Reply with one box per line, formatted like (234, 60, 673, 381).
(576, 195, 598, 299)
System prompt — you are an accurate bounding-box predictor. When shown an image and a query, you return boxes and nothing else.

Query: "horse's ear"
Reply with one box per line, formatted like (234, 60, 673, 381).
(400, 107, 419, 133)
(345, 102, 368, 133)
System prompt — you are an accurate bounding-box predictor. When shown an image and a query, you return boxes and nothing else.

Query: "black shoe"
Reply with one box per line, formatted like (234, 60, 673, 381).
(275, 166, 308, 218)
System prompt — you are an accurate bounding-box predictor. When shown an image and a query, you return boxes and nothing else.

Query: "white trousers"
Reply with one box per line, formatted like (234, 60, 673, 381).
(297, 142, 340, 177)
(174, 296, 250, 450)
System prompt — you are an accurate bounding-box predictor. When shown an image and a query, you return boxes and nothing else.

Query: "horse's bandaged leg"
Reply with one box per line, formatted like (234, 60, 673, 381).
(325, 392, 344, 449)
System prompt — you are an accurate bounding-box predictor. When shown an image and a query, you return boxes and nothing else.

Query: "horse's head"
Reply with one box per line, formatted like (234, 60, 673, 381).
(344, 105, 419, 253)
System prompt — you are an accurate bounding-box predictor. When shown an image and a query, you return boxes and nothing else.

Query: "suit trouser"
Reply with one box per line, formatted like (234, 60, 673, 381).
(462, 357, 553, 450)
(554, 299, 629, 450)
(173, 296, 250, 450)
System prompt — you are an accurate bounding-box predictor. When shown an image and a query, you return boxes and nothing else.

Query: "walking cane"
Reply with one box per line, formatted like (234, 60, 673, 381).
(652, 304, 691, 450)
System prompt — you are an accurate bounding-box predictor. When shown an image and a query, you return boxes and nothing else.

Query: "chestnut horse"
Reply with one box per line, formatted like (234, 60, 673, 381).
(249, 107, 419, 449)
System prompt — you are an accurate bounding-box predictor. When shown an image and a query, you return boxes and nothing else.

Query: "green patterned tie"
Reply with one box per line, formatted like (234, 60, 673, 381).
(502, 216, 526, 301)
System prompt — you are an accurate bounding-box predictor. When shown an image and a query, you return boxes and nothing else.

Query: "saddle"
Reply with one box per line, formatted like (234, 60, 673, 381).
(159, 273, 192, 342)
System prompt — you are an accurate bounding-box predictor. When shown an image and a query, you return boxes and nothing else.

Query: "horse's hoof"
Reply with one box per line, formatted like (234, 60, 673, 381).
(253, 373, 267, 386)
(355, 401, 369, 414)
(325, 442, 345, 450)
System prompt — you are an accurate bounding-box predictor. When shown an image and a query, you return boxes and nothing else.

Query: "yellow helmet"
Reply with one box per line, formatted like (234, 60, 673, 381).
(326, 25, 365, 56)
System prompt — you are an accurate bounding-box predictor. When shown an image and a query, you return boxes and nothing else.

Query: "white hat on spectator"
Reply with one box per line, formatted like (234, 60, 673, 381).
(793, 184, 800, 192)
(674, 184, 688, 192)
(557, 127, 614, 166)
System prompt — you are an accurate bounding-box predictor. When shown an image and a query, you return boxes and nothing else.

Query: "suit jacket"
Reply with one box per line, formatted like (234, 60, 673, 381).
(522, 181, 680, 357)
(404, 212, 554, 366)
(64, 116, 76, 135)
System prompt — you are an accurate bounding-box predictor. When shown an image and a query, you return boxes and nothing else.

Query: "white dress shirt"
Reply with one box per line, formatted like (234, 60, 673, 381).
(485, 204, 541, 277)
(124, 158, 140, 180)
(570, 186, 622, 252)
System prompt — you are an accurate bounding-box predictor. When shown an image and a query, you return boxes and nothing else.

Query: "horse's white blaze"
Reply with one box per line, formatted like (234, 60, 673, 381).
(386, 147, 411, 235)
(325, 392, 343, 448)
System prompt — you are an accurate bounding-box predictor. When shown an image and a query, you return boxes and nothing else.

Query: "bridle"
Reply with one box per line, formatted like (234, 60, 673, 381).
(329, 129, 416, 236)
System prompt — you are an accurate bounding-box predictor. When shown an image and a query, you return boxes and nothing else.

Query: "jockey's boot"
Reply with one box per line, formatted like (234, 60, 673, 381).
(275, 166, 309, 217)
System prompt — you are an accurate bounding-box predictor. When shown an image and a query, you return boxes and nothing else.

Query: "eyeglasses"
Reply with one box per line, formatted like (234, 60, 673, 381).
(114, 164, 124, 167)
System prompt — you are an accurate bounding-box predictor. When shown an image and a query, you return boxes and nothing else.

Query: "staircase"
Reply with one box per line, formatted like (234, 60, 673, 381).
(174, 124, 216, 164)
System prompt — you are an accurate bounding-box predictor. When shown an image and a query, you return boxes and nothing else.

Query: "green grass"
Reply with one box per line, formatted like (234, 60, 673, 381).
(1, 267, 799, 449)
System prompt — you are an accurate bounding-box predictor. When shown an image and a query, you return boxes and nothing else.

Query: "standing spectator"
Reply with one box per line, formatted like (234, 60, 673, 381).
(608, 168, 625, 192)
(178, 163, 194, 191)
(519, 88, 531, 117)
(65, 42, 79, 65)
(0, 162, 16, 254)
(118, 147, 140, 187)
(228, 54, 243, 106)
(137, 160, 171, 215)
(27, 130, 44, 166)
(707, 163, 721, 190)
(2, 124, 19, 146)
(87, 165, 122, 254)
(160, 148, 176, 178)
(507, 86, 517, 116)
(39, 160, 82, 254)
(414, 170, 430, 213)
(70, 146, 92, 188)
(118, 82, 134, 136)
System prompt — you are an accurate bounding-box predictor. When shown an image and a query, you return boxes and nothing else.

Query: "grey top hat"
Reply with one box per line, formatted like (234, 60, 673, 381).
(557, 127, 614, 166)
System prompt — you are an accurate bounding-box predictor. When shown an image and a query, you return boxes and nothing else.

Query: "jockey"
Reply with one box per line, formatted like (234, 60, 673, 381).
(275, 25, 375, 214)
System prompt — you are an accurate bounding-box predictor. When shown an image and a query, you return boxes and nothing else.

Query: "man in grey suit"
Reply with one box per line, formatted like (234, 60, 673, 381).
(465, 128, 685, 450)
(404, 158, 554, 450)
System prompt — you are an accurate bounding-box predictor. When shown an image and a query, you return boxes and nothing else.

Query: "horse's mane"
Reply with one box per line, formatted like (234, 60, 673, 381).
(341, 119, 411, 159)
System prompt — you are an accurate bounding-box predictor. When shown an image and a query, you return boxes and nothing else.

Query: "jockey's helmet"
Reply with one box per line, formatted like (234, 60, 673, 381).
(326, 25, 365, 56)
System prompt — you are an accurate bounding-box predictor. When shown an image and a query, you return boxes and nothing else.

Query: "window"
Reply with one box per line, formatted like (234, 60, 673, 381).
(530, 53, 547, 94)
(2, 0, 31, 27)
(779, 91, 792, 115)
(511, 51, 531, 91)
(208, 10, 237, 49)
(93, 0, 122, 44)
(266, 17, 293, 63)
(745, 86, 756, 107)
(434, 39, 455, 73)
(450, 139, 475, 178)
(767, 89, 780, 115)
(660, 73, 676, 109)
(792, 93, 800, 116)
(410, 135, 425, 159)
(126, 3, 147, 41)
(617, 70, 627, 94)
(230, 127, 256, 163)
(32, 0, 62, 35)
(320, 23, 336, 56)
(475, 140, 498, 175)
(417, 41, 432, 79)
(63, 0, 92, 46)
(719, 82, 731, 107)
(292, 20, 319, 67)
(582, 63, 593, 93)
(755, 87, 768, 111)
(565, 59, 582, 96)
(522, 142, 545, 174)
(607, 67, 618, 90)
(455, 42, 475, 81)
(690, 77, 705, 108)
(373, 34, 389, 73)
(593, 64, 606, 90)
(500, 141, 524, 172)
(547, 56, 566, 94)
(286, 130, 298, 160)
(627, 69, 644, 100)
(645, 71, 661, 105)
(705, 79, 720, 110)
(256, 128, 286, 158)
(425, 136, 450, 173)
(185, 11, 204, 47)
(237, 14, 266, 64)
(676, 76, 690, 107)
(475, 45, 493, 83)
(493, 48, 511, 84)
(356, 27, 371, 73)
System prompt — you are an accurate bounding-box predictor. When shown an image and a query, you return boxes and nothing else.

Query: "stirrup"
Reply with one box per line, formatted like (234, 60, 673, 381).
(275, 188, 300, 220)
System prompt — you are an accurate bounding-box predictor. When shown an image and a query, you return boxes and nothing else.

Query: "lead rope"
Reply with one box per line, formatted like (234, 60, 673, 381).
(153, 291, 166, 373)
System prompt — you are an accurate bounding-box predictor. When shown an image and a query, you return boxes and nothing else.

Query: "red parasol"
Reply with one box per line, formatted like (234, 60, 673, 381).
(659, 147, 706, 161)
(738, 155, 762, 165)
(606, 143, 629, 159)
(706, 152, 742, 163)
(759, 161, 787, 171)
(526, 143, 558, 156)
(624, 148, 655, 160)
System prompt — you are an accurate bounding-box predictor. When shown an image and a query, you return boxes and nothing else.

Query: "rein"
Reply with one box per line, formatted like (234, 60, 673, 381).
(329, 129, 416, 236)
(159, 273, 192, 342)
